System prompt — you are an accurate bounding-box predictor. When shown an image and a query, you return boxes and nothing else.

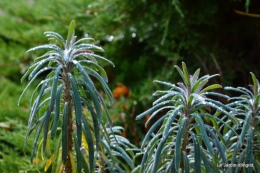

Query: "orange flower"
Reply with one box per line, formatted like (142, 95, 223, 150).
(113, 83, 130, 100)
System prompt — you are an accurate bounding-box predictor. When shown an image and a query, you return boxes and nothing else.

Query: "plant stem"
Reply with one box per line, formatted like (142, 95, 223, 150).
(63, 69, 73, 173)
(64, 101, 73, 173)
(180, 107, 191, 172)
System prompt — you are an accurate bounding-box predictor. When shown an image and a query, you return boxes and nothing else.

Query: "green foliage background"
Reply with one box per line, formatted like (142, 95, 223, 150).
(0, 0, 259, 172)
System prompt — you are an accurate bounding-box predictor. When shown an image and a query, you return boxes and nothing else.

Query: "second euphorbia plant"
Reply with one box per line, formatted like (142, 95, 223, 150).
(19, 20, 135, 173)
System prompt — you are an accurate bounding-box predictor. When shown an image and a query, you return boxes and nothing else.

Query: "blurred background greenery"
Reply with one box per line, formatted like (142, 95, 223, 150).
(0, 0, 259, 172)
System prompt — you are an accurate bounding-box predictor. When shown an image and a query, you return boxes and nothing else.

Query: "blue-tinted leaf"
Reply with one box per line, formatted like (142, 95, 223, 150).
(27, 44, 62, 54)
(111, 145, 133, 169)
(252, 155, 260, 173)
(163, 105, 183, 137)
(193, 114, 214, 155)
(238, 111, 251, 147)
(153, 80, 182, 92)
(43, 108, 52, 155)
(190, 132, 201, 173)
(18, 68, 53, 105)
(77, 78, 102, 122)
(62, 102, 69, 165)
(175, 117, 188, 170)
(74, 37, 95, 45)
(45, 31, 65, 47)
(152, 133, 170, 172)
(225, 86, 253, 98)
(79, 60, 108, 82)
(152, 91, 178, 105)
(235, 149, 246, 173)
(85, 53, 114, 67)
(145, 105, 175, 127)
(136, 100, 176, 120)
(81, 97, 100, 150)
(183, 151, 190, 173)
(21, 63, 38, 82)
(73, 134, 84, 173)
(245, 128, 253, 170)
(100, 140, 115, 165)
(49, 65, 62, 111)
(73, 43, 104, 52)
(200, 150, 211, 173)
(68, 73, 82, 146)
(206, 126, 227, 163)
(51, 84, 64, 139)
(141, 114, 167, 148)
(81, 115, 94, 172)
(30, 114, 46, 162)
(82, 65, 113, 103)
(52, 139, 62, 173)
(26, 82, 48, 128)
(203, 91, 230, 99)
(72, 51, 97, 63)
(43, 65, 62, 153)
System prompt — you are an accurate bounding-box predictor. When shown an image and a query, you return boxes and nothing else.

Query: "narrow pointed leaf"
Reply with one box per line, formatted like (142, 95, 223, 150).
(31, 115, 46, 162)
(183, 152, 190, 173)
(81, 97, 100, 149)
(81, 115, 94, 172)
(245, 128, 253, 165)
(62, 102, 68, 165)
(68, 73, 82, 146)
(193, 114, 214, 155)
(250, 72, 259, 95)
(200, 150, 211, 173)
(152, 132, 170, 172)
(206, 127, 227, 163)
(174, 65, 186, 87)
(190, 132, 201, 173)
(51, 84, 64, 139)
(200, 84, 222, 93)
(163, 105, 183, 137)
(66, 20, 75, 48)
(21, 63, 38, 82)
(191, 68, 200, 87)
(181, 62, 191, 91)
(73, 133, 84, 173)
(175, 117, 188, 170)
(141, 114, 167, 148)
(26, 82, 48, 128)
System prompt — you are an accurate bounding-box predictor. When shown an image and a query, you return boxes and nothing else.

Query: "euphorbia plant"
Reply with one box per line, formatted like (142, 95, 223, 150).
(19, 20, 136, 173)
(225, 72, 260, 173)
(134, 62, 239, 173)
